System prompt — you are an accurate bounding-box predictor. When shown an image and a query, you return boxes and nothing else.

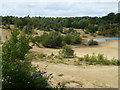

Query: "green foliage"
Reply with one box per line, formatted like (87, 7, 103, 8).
(41, 28, 51, 31)
(63, 33, 82, 45)
(40, 32, 63, 48)
(25, 54, 37, 60)
(37, 53, 46, 59)
(2, 28, 51, 88)
(32, 36, 41, 42)
(63, 28, 75, 34)
(22, 24, 34, 34)
(76, 53, 120, 65)
(98, 28, 119, 37)
(88, 39, 98, 46)
(2, 13, 120, 37)
(59, 46, 74, 58)
(2, 28, 32, 61)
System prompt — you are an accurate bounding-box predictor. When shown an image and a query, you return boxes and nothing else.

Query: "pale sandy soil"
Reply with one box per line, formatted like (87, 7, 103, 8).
(30, 40, 119, 60)
(73, 40, 119, 60)
(1, 29, 11, 42)
(31, 39, 119, 88)
(32, 61, 118, 88)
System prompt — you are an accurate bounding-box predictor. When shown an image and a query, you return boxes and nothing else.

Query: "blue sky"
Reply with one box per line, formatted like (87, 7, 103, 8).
(1, 0, 119, 17)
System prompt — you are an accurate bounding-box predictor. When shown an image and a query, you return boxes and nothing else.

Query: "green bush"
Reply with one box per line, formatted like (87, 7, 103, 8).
(37, 53, 46, 59)
(2, 28, 51, 88)
(76, 53, 120, 65)
(63, 33, 81, 45)
(25, 54, 37, 60)
(59, 46, 74, 58)
(63, 28, 75, 34)
(40, 32, 63, 48)
(32, 36, 41, 42)
(88, 39, 98, 46)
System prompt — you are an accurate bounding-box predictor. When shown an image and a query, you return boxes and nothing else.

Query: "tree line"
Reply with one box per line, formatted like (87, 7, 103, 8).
(1, 12, 120, 37)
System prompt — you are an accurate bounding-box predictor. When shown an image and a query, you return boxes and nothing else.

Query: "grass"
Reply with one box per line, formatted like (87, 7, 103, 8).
(37, 53, 46, 59)
(76, 53, 120, 65)
(26, 52, 119, 66)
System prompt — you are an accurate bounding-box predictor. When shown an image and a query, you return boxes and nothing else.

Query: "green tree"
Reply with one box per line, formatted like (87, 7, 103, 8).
(41, 32, 63, 48)
(2, 28, 51, 88)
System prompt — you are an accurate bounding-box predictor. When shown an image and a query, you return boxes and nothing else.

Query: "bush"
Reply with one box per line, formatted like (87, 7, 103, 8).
(76, 53, 120, 65)
(63, 28, 75, 34)
(59, 46, 74, 58)
(2, 28, 51, 88)
(63, 33, 81, 45)
(37, 53, 46, 59)
(88, 39, 98, 46)
(25, 54, 37, 60)
(40, 32, 63, 48)
(32, 36, 41, 42)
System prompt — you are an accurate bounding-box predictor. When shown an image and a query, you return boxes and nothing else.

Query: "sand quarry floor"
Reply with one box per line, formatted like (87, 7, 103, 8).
(31, 40, 119, 88)
(2, 29, 119, 88)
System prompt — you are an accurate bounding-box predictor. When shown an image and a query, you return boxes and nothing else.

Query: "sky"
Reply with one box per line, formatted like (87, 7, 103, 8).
(0, 0, 120, 17)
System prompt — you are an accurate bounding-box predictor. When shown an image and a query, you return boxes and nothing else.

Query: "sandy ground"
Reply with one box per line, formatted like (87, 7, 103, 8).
(73, 40, 119, 60)
(32, 61, 118, 88)
(31, 39, 119, 88)
(30, 40, 119, 60)
(1, 29, 11, 42)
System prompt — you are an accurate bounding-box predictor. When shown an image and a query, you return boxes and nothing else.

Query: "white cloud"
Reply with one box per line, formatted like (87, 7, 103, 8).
(0, 0, 119, 3)
(1, 1, 118, 17)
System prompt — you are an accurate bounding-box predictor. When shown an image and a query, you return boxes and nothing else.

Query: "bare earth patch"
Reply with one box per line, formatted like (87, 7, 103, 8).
(32, 61, 118, 88)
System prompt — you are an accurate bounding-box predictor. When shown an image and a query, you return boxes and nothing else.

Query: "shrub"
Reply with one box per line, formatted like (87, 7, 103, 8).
(2, 28, 51, 88)
(59, 46, 74, 58)
(84, 31, 89, 34)
(32, 36, 41, 42)
(63, 28, 75, 34)
(40, 32, 63, 48)
(63, 33, 81, 45)
(88, 39, 98, 46)
(25, 54, 37, 60)
(76, 53, 120, 65)
(37, 53, 46, 59)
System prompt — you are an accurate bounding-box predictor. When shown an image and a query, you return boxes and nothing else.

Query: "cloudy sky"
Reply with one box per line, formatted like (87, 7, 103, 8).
(1, 0, 119, 17)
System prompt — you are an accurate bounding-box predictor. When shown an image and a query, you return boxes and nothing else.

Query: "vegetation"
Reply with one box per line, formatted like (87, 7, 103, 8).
(2, 13, 120, 37)
(88, 39, 98, 46)
(76, 53, 120, 65)
(63, 32, 82, 45)
(2, 28, 52, 89)
(59, 46, 74, 58)
(1, 12, 120, 88)
(40, 32, 63, 48)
